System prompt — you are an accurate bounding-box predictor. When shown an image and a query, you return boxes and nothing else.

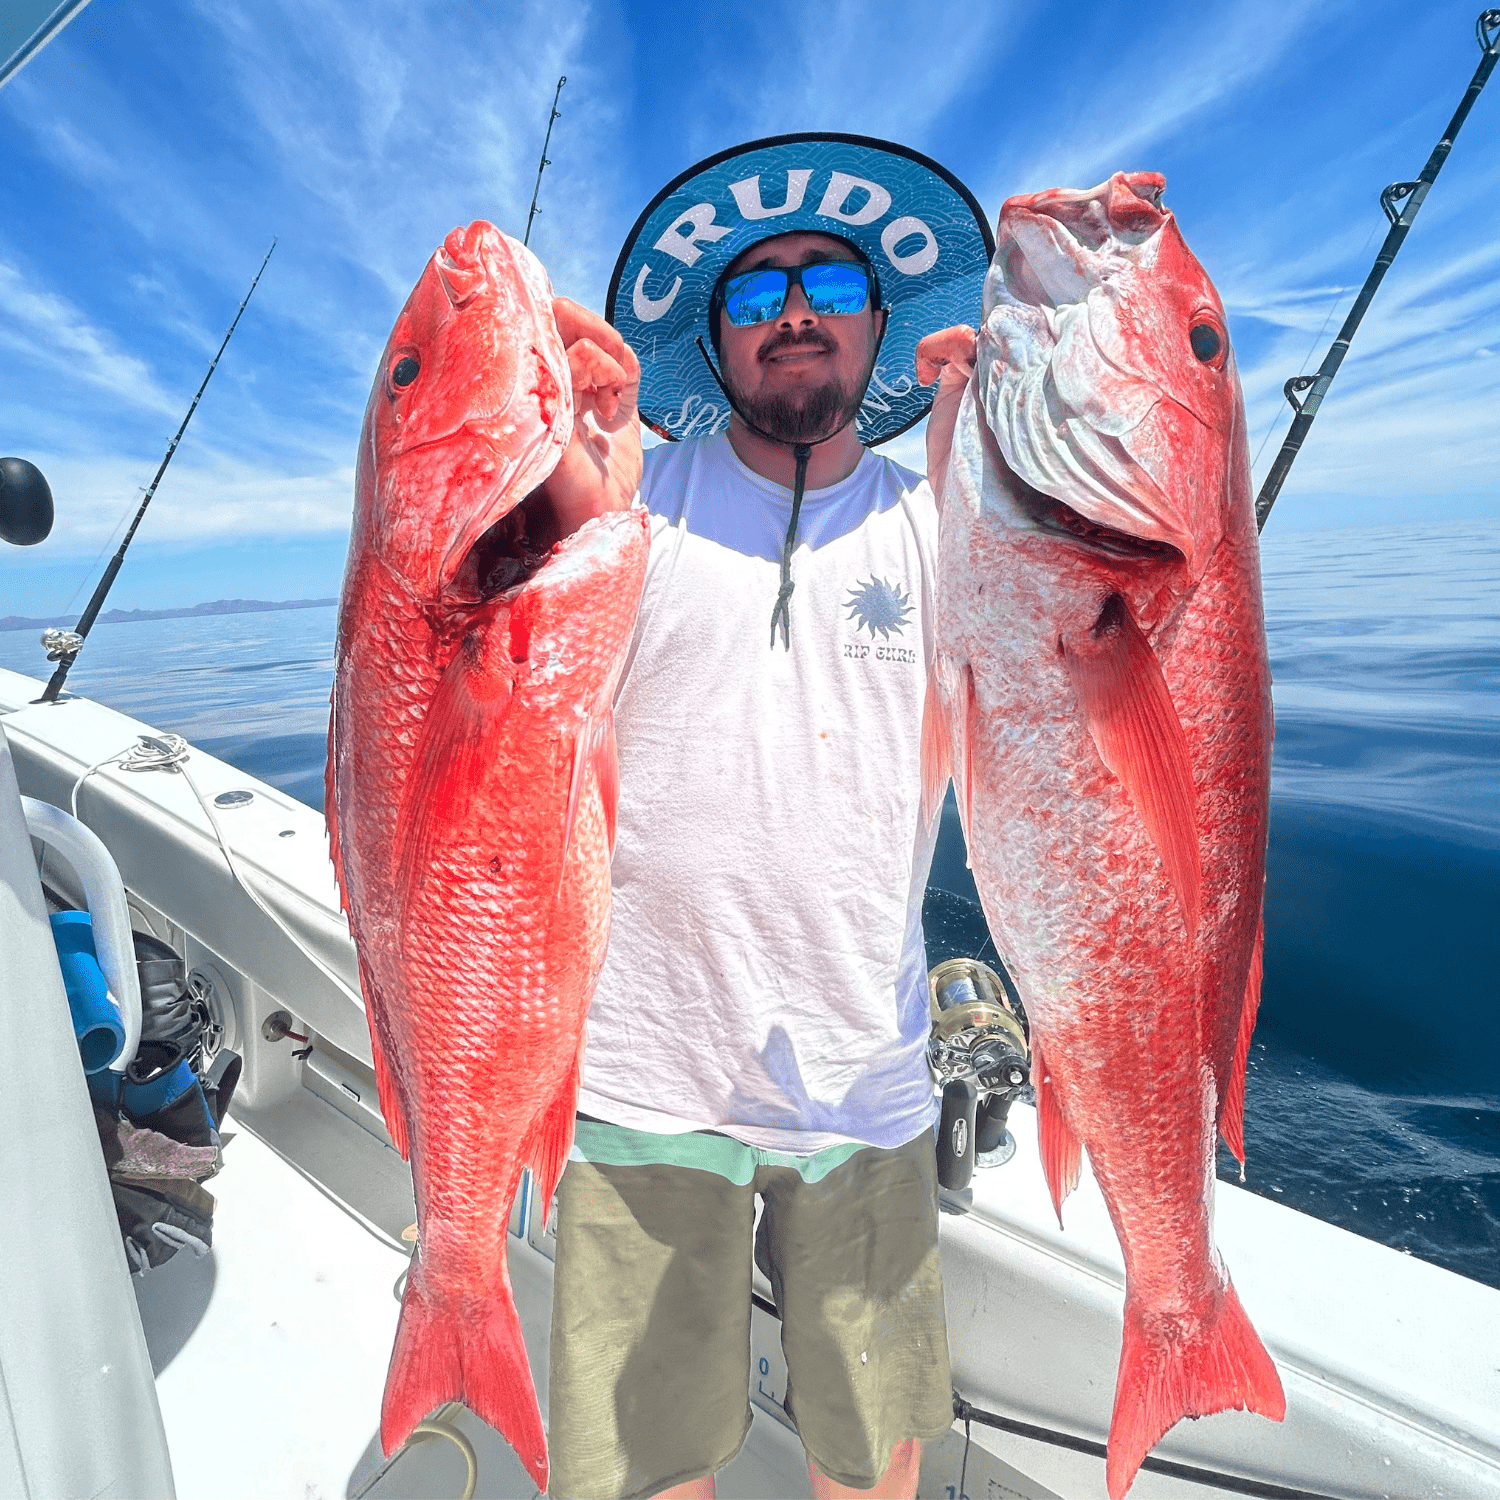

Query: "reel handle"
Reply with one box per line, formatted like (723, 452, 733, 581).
(936, 1077, 978, 1190)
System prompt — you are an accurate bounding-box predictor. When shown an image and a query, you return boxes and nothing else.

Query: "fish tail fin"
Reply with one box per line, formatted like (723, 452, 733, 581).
(920, 660, 952, 826)
(1034, 1041, 1082, 1226)
(529, 1056, 582, 1228)
(1219, 922, 1264, 1167)
(1106, 1277, 1285, 1499)
(381, 1263, 548, 1491)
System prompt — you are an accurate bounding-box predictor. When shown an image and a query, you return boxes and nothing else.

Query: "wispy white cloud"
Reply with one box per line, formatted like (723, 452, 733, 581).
(729, 0, 1024, 152)
(0, 260, 181, 420)
(14, 449, 356, 552)
(4, 0, 1496, 582)
(997, 0, 1342, 198)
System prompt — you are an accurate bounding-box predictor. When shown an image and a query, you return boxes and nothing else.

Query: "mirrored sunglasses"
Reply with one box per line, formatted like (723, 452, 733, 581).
(720, 261, 872, 327)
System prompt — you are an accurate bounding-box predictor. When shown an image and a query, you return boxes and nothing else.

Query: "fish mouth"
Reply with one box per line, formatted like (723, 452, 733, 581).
(446, 480, 566, 604)
(1013, 473, 1184, 566)
(976, 408, 1184, 568)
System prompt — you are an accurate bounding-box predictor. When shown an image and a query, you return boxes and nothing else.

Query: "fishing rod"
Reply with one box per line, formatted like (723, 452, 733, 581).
(1255, 8, 1500, 533)
(524, 75, 567, 246)
(37, 239, 277, 705)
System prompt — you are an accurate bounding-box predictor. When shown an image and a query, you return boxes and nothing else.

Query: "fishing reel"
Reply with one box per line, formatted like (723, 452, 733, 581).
(928, 957, 1031, 1191)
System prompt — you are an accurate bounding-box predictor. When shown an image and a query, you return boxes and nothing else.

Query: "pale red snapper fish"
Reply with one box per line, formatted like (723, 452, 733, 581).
(326, 221, 649, 1491)
(921, 172, 1283, 1497)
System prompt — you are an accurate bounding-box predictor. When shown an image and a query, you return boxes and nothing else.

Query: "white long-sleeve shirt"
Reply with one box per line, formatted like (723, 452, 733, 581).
(577, 433, 941, 1153)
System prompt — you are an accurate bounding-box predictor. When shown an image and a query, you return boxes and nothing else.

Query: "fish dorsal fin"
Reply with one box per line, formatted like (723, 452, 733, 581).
(1219, 920, 1264, 1169)
(325, 686, 347, 911)
(594, 709, 621, 857)
(1062, 593, 1201, 940)
(394, 622, 515, 912)
(958, 664, 979, 844)
(930, 657, 978, 843)
(1034, 1039, 1082, 1226)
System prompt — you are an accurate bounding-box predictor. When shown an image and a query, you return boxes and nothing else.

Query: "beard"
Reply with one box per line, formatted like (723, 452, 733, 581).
(725, 331, 869, 444)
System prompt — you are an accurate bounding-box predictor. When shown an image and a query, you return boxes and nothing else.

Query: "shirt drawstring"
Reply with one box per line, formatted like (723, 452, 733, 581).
(769, 442, 812, 650)
(697, 336, 838, 652)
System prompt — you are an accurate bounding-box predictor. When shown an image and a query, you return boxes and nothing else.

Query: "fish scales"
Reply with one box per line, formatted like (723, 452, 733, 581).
(929, 173, 1282, 1496)
(327, 221, 648, 1492)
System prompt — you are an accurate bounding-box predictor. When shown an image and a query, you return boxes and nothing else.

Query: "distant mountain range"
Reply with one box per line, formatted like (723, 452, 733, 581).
(0, 597, 339, 633)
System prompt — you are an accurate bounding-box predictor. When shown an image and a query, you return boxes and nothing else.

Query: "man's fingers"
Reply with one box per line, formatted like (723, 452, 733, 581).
(916, 325, 978, 387)
(554, 297, 629, 367)
(554, 296, 641, 431)
(918, 328, 977, 508)
(566, 337, 630, 422)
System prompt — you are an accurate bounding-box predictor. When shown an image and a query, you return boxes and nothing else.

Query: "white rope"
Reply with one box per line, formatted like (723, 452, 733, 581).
(70, 734, 365, 1011)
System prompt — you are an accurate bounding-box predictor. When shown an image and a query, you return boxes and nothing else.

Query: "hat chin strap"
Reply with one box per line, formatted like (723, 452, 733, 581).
(694, 329, 886, 651)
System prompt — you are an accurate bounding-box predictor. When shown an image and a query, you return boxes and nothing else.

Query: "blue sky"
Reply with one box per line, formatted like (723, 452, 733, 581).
(2, 0, 1498, 619)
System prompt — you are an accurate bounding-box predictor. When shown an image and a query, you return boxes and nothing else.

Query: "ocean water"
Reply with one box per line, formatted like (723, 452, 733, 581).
(4, 519, 1496, 1288)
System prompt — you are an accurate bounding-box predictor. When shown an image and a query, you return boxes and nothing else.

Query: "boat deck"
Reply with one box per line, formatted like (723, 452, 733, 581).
(142, 1090, 1027, 1500)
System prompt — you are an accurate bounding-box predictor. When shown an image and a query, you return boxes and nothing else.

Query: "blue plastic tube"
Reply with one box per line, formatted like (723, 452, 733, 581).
(49, 910, 126, 1075)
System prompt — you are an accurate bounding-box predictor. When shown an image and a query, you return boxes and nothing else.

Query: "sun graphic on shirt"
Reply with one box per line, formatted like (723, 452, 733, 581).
(844, 576, 914, 640)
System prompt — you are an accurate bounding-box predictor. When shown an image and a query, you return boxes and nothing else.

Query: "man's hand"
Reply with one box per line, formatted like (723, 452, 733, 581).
(916, 325, 977, 505)
(538, 298, 643, 533)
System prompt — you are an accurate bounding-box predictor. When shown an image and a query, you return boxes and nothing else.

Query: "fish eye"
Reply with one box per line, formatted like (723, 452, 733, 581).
(1189, 324, 1222, 363)
(391, 354, 421, 388)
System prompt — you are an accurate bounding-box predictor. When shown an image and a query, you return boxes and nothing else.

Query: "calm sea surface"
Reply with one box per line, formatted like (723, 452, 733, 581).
(4, 519, 1497, 1287)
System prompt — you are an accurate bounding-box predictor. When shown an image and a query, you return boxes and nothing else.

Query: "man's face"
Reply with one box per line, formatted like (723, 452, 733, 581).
(717, 231, 885, 445)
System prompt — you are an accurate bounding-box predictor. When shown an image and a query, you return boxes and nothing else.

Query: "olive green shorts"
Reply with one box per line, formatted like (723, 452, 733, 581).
(547, 1119, 953, 1499)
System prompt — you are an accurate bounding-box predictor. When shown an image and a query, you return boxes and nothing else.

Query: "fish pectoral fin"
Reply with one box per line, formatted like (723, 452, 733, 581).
(920, 660, 953, 827)
(1218, 920, 1263, 1170)
(1062, 592, 1201, 940)
(1034, 1040, 1082, 1226)
(394, 627, 515, 904)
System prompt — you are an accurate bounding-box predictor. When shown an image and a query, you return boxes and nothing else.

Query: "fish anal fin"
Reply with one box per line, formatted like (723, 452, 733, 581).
(920, 660, 952, 827)
(1219, 922, 1264, 1168)
(395, 621, 514, 904)
(529, 1055, 582, 1228)
(367, 1014, 410, 1161)
(382, 1263, 547, 1491)
(1034, 1040, 1082, 1226)
(1106, 1277, 1284, 1499)
(1063, 593, 1201, 940)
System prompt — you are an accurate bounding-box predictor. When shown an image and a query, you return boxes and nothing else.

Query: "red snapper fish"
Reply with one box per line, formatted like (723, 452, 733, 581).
(923, 173, 1283, 1496)
(326, 221, 649, 1490)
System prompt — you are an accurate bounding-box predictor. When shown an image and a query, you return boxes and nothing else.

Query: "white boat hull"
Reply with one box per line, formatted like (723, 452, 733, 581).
(4, 664, 1497, 1499)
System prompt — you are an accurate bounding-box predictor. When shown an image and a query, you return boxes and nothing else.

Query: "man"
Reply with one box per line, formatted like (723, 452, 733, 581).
(536, 136, 993, 1500)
